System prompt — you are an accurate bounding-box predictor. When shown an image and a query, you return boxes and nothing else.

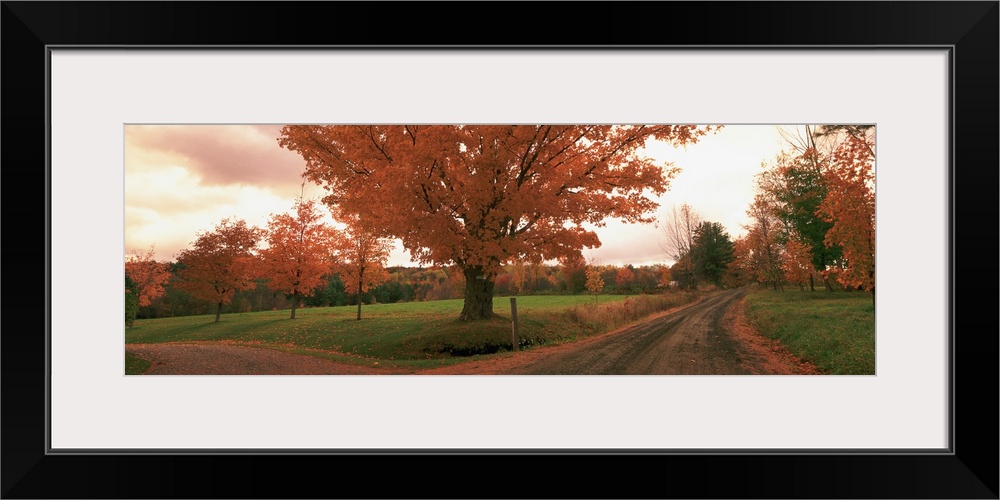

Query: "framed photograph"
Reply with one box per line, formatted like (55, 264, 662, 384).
(4, 2, 996, 498)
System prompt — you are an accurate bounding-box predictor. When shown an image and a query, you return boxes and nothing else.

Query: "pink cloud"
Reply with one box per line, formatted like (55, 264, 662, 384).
(126, 124, 308, 196)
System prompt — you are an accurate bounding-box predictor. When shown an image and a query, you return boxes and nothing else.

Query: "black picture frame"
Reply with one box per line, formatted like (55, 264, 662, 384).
(3, 2, 997, 498)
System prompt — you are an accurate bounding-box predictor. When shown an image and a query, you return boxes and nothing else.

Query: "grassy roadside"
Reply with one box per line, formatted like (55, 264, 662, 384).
(125, 352, 152, 375)
(741, 289, 875, 375)
(125, 291, 700, 369)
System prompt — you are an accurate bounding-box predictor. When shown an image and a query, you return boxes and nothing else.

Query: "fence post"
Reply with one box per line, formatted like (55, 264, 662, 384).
(510, 297, 519, 351)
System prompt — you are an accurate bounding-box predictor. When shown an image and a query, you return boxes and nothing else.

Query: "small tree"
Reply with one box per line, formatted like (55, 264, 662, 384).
(259, 199, 340, 319)
(742, 195, 786, 291)
(782, 236, 814, 291)
(615, 266, 636, 292)
(557, 254, 587, 294)
(176, 217, 264, 323)
(658, 266, 673, 288)
(124, 245, 172, 307)
(510, 261, 528, 294)
(690, 221, 736, 287)
(585, 262, 605, 304)
(337, 213, 393, 320)
(670, 254, 698, 290)
(661, 202, 701, 289)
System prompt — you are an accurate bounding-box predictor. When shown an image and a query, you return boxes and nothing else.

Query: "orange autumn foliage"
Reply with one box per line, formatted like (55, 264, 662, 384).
(336, 214, 393, 320)
(819, 133, 875, 293)
(124, 246, 171, 307)
(176, 218, 263, 322)
(782, 236, 814, 289)
(741, 195, 786, 290)
(585, 263, 605, 301)
(615, 266, 636, 287)
(259, 199, 340, 319)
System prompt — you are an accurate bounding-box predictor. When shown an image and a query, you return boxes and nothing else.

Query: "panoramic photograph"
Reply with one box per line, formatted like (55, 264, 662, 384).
(124, 124, 875, 375)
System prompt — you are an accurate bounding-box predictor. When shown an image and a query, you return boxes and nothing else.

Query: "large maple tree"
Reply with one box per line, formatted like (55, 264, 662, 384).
(280, 124, 716, 320)
(176, 217, 263, 323)
(260, 199, 340, 319)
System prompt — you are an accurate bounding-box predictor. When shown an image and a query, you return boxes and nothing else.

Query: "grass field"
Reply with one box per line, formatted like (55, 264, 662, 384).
(741, 289, 875, 375)
(125, 292, 698, 370)
(125, 351, 151, 375)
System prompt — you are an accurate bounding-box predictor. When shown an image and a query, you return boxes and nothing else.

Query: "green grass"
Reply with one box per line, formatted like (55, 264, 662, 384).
(125, 293, 697, 368)
(125, 352, 152, 375)
(742, 289, 875, 374)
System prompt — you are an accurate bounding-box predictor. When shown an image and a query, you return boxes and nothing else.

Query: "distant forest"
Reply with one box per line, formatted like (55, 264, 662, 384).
(134, 262, 670, 319)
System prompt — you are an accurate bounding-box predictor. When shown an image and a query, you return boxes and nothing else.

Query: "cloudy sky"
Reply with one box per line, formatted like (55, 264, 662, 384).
(125, 124, 791, 267)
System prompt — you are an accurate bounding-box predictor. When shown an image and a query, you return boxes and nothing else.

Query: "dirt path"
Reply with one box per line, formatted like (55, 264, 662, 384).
(424, 289, 749, 375)
(518, 288, 748, 374)
(421, 288, 821, 375)
(126, 343, 405, 375)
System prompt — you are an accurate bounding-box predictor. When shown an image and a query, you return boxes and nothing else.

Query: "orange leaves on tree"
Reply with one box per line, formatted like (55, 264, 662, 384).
(740, 195, 787, 290)
(259, 198, 340, 319)
(124, 245, 171, 307)
(781, 236, 814, 289)
(337, 213, 394, 320)
(658, 266, 673, 287)
(279, 124, 718, 320)
(509, 261, 529, 294)
(176, 217, 263, 322)
(818, 133, 875, 293)
(615, 266, 636, 287)
(738, 125, 874, 296)
(557, 253, 587, 294)
(585, 262, 605, 303)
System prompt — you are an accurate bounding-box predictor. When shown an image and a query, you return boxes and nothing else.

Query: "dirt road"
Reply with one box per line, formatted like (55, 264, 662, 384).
(419, 288, 820, 375)
(489, 288, 749, 374)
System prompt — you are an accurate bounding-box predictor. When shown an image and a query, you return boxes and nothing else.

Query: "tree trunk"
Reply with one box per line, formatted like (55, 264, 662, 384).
(809, 274, 815, 292)
(870, 268, 876, 310)
(459, 266, 496, 321)
(356, 275, 364, 320)
(215, 301, 223, 323)
(824, 275, 834, 292)
(290, 293, 298, 320)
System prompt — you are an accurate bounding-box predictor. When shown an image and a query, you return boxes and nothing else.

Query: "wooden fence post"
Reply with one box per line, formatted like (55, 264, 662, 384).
(510, 297, 519, 351)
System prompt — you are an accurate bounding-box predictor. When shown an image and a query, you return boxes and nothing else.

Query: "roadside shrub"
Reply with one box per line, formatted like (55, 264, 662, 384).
(125, 276, 139, 328)
(421, 335, 547, 357)
(561, 291, 697, 332)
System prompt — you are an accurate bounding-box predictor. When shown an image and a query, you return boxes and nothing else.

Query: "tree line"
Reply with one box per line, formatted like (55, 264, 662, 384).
(732, 125, 875, 302)
(665, 125, 875, 303)
(125, 232, 675, 326)
(660, 125, 875, 304)
(125, 198, 393, 324)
